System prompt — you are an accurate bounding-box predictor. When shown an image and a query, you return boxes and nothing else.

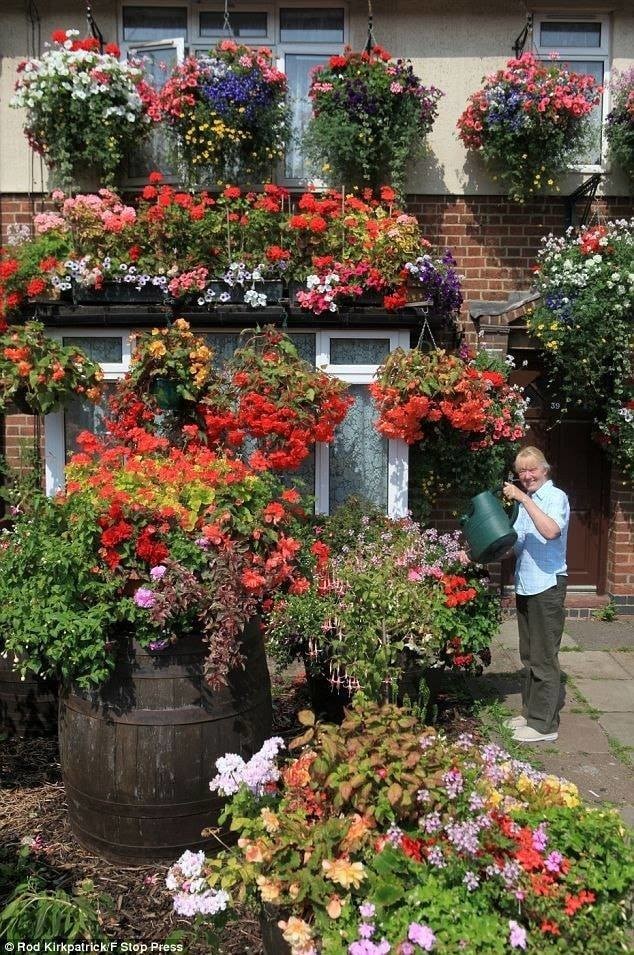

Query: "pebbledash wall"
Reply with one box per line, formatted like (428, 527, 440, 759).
(0, 0, 632, 606)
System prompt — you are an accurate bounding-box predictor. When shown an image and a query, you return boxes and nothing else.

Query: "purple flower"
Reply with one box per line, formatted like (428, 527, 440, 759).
(134, 587, 156, 609)
(442, 768, 464, 799)
(508, 921, 527, 950)
(408, 923, 436, 951)
(544, 850, 564, 873)
(463, 870, 479, 891)
(360, 902, 376, 919)
(426, 846, 446, 868)
(532, 823, 548, 852)
(359, 923, 375, 939)
(150, 564, 167, 579)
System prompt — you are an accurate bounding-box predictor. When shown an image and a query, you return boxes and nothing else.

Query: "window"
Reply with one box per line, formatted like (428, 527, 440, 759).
(279, 7, 344, 43)
(123, 5, 188, 41)
(120, 3, 347, 184)
(44, 333, 131, 495)
(43, 327, 408, 517)
(199, 11, 268, 38)
(534, 14, 610, 168)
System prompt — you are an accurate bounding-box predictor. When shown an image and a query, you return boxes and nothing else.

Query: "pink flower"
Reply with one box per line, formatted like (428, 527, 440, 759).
(134, 587, 156, 609)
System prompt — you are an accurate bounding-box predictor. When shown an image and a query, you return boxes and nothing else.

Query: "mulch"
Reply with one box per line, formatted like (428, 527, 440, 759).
(0, 670, 477, 950)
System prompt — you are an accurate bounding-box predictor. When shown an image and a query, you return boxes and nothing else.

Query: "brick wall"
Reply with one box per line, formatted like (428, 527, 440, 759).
(405, 195, 634, 308)
(607, 471, 634, 613)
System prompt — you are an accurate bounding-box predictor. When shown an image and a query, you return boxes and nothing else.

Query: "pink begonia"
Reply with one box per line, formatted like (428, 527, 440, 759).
(168, 267, 209, 298)
(390, 82, 402, 94)
(133, 587, 156, 608)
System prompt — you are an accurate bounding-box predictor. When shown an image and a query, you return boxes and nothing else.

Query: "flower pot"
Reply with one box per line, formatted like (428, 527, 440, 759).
(58, 620, 273, 863)
(149, 377, 184, 411)
(260, 910, 292, 955)
(0, 653, 58, 738)
(72, 280, 167, 305)
(303, 657, 352, 724)
(7, 387, 36, 415)
(208, 280, 283, 306)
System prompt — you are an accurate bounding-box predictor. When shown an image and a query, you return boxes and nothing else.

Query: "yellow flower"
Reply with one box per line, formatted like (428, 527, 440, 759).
(147, 340, 167, 358)
(322, 857, 365, 889)
(260, 807, 280, 834)
(256, 875, 281, 902)
(278, 917, 313, 950)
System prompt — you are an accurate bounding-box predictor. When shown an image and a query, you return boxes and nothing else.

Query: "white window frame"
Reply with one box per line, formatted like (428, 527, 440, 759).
(44, 331, 132, 495)
(118, 1, 347, 187)
(43, 325, 408, 518)
(532, 13, 611, 172)
(314, 328, 410, 518)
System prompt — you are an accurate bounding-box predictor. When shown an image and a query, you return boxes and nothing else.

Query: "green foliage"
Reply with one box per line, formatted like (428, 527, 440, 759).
(0, 493, 123, 688)
(0, 846, 108, 943)
(592, 601, 618, 622)
(528, 220, 633, 480)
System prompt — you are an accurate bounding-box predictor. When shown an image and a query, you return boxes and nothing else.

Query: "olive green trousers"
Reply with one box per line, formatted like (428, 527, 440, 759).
(516, 575, 567, 734)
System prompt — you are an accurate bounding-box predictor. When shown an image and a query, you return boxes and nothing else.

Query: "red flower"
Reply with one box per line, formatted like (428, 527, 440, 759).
(26, 278, 47, 297)
(148, 171, 164, 184)
(51, 30, 68, 43)
(223, 186, 241, 199)
(104, 42, 121, 57)
(380, 186, 396, 202)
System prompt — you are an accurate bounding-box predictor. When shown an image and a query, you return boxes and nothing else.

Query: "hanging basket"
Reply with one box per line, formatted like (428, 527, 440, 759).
(7, 387, 36, 415)
(149, 377, 183, 411)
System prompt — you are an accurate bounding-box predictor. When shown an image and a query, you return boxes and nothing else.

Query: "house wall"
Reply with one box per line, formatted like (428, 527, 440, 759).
(2, 0, 633, 195)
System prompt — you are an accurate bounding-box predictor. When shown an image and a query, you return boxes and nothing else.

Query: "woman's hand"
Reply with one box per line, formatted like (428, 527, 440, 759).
(503, 481, 525, 503)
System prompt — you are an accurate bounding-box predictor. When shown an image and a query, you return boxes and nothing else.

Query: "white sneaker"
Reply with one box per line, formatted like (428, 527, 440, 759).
(503, 715, 527, 730)
(512, 726, 558, 743)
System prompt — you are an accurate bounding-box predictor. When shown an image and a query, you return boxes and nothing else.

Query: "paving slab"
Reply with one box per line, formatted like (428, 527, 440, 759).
(610, 651, 634, 678)
(564, 618, 634, 652)
(598, 713, 634, 749)
(497, 625, 578, 652)
(528, 751, 634, 805)
(574, 679, 634, 713)
(553, 712, 611, 754)
(559, 651, 632, 680)
(619, 806, 634, 829)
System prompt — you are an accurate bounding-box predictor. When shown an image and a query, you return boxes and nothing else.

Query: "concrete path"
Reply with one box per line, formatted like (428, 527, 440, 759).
(475, 616, 634, 828)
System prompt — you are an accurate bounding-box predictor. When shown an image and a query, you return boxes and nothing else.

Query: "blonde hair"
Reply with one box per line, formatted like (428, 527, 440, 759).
(515, 446, 551, 473)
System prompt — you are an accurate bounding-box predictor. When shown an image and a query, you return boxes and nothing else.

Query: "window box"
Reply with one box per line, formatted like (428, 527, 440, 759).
(71, 281, 167, 306)
(206, 280, 284, 306)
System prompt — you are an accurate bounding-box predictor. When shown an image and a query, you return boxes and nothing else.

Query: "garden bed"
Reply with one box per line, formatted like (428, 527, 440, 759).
(0, 669, 478, 949)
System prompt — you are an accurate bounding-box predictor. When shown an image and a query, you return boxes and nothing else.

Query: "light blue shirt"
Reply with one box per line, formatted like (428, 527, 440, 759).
(513, 479, 570, 596)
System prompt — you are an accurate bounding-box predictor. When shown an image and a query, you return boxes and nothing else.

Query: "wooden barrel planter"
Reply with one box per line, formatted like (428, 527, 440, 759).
(58, 621, 272, 863)
(0, 654, 58, 738)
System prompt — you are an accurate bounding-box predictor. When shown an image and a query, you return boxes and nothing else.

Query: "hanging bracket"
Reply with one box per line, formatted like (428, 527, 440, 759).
(85, 3, 105, 52)
(512, 14, 533, 58)
(364, 0, 374, 53)
(223, 0, 234, 37)
(565, 173, 603, 228)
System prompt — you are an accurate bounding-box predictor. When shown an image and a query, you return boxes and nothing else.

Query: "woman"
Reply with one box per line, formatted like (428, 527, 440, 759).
(502, 446, 570, 743)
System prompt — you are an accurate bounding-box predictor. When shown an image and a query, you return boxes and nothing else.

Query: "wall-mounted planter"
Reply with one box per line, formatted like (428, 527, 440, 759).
(72, 281, 167, 306)
(207, 280, 284, 306)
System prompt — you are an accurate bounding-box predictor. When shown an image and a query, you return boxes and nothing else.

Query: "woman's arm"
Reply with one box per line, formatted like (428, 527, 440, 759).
(502, 482, 561, 541)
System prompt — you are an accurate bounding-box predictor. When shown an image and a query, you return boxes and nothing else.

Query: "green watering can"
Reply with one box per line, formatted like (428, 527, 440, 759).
(460, 490, 520, 564)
